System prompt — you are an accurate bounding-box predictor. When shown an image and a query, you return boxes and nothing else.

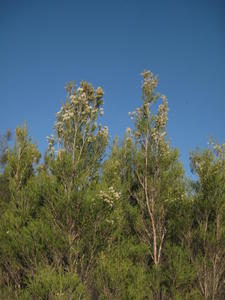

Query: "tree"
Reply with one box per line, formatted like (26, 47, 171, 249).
(47, 81, 107, 195)
(0, 129, 11, 170)
(44, 81, 108, 292)
(5, 125, 40, 201)
(188, 142, 225, 299)
(0, 125, 41, 293)
(1, 70, 224, 299)
(129, 71, 184, 267)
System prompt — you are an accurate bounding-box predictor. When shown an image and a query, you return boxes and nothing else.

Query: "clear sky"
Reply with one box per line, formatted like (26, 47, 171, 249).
(1, 0, 225, 176)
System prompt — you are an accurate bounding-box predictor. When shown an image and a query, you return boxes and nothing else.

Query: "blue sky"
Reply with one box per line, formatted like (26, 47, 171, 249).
(1, 0, 225, 176)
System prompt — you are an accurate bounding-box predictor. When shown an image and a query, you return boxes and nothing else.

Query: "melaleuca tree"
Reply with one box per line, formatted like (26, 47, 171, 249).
(91, 137, 151, 299)
(1, 70, 224, 299)
(129, 71, 184, 267)
(20, 265, 85, 300)
(5, 126, 40, 201)
(0, 125, 41, 294)
(44, 81, 108, 293)
(188, 142, 225, 300)
(47, 81, 107, 195)
(118, 71, 186, 300)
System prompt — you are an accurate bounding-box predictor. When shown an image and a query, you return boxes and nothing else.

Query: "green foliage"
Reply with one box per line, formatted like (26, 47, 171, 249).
(47, 81, 107, 194)
(21, 265, 85, 299)
(0, 129, 11, 169)
(5, 125, 40, 198)
(0, 72, 224, 299)
(187, 143, 225, 299)
(94, 241, 150, 300)
(164, 244, 197, 298)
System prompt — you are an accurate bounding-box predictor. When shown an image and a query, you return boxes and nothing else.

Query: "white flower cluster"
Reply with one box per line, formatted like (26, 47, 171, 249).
(54, 84, 105, 141)
(150, 127, 166, 141)
(128, 111, 136, 120)
(77, 87, 83, 93)
(141, 70, 158, 91)
(62, 108, 74, 121)
(55, 148, 66, 158)
(96, 86, 104, 98)
(98, 125, 108, 138)
(213, 142, 225, 159)
(46, 135, 55, 155)
(149, 127, 170, 156)
(99, 186, 121, 207)
(128, 106, 144, 121)
(126, 127, 131, 135)
(155, 100, 168, 129)
(126, 127, 133, 143)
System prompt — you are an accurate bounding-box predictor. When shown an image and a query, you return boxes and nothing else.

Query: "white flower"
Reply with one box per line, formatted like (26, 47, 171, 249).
(77, 87, 83, 93)
(160, 132, 166, 138)
(102, 126, 108, 137)
(96, 86, 104, 97)
(62, 115, 70, 121)
(86, 107, 91, 113)
(46, 135, 54, 141)
(136, 108, 141, 116)
(114, 192, 120, 199)
(126, 127, 131, 135)
(70, 95, 76, 100)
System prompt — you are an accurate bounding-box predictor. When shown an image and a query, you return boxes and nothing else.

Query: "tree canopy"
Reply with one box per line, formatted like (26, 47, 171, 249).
(0, 71, 224, 299)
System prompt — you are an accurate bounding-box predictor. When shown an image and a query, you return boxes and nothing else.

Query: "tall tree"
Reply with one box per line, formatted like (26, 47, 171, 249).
(44, 81, 108, 292)
(5, 125, 40, 202)
(188, 143, 225, 299)
(47, 81, 107, 195)
(0, 125, 41, 293)
(129, 71, 184, 268)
